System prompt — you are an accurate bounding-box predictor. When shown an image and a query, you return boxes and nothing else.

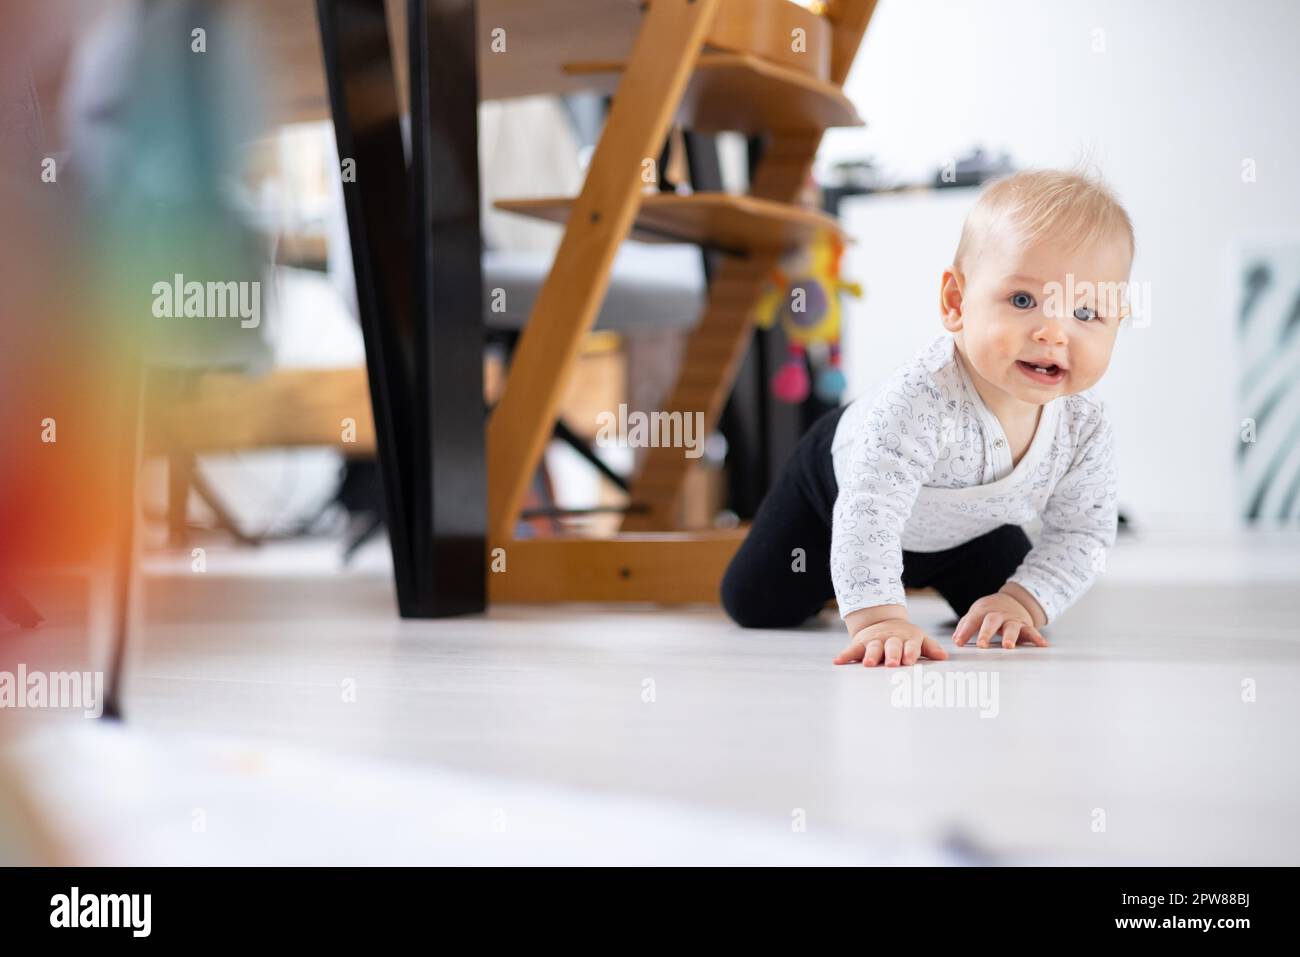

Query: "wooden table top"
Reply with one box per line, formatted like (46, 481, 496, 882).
(251, 0, 648, 124)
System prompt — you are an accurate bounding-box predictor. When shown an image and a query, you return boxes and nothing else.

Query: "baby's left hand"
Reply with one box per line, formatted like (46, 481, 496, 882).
(952, 593, 1048, 649)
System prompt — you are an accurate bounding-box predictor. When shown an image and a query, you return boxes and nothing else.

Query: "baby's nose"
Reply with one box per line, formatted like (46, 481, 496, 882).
(1033, 319, 1069, 344)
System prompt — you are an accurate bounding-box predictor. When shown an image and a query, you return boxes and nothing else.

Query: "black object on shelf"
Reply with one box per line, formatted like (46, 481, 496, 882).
(933, 146, 1015, 189)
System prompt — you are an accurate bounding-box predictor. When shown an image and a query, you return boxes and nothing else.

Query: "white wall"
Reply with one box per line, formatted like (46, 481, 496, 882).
(839, 187, 979, 396)
(822, 0, 1300, 529)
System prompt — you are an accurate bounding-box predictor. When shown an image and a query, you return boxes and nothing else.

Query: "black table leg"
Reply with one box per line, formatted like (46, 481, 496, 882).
(317, 0, 485, 617)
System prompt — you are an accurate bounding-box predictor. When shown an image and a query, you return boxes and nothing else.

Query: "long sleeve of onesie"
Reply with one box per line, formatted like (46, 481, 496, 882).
(1006, 403, 1119, 625)
(829, 373, 943, 617)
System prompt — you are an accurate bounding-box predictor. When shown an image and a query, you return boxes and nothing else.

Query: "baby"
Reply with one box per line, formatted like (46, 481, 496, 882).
(721, 168, 1134, 667)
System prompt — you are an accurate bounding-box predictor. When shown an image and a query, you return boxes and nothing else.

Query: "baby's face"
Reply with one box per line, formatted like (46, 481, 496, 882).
(942, 231, 1131, 405)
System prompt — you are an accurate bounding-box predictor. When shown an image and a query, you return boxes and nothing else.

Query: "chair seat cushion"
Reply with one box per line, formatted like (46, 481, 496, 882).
(483, 244, 705, 333)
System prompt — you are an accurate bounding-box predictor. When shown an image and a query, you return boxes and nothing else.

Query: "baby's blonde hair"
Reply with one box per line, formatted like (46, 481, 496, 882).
(953, 166, 1135, 276)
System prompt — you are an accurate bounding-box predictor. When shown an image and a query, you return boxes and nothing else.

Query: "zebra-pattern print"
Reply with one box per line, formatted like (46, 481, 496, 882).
(1238, 243, 1300, 522)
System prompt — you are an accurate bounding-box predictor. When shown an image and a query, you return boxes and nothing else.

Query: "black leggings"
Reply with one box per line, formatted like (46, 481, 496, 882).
(720, 404, 1033, 629)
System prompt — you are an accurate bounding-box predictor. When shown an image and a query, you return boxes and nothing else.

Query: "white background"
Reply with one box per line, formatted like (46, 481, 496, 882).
(822, 0, 1300, 530)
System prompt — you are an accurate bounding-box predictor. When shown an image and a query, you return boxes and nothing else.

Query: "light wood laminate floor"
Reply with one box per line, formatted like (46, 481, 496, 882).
(3, 530, 1297, 864)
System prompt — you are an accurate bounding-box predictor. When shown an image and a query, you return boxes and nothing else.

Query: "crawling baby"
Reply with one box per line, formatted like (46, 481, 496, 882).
(722, 167, 1134, 667)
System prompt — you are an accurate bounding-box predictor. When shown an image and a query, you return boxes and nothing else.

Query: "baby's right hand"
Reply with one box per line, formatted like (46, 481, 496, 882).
(834, 618, 949, 668)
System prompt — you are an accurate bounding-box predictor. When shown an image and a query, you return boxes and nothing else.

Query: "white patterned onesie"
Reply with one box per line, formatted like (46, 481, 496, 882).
(829, 334, 1118, 624)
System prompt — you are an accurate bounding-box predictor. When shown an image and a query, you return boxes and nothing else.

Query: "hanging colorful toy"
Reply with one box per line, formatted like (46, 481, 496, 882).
(752, 230, 863, 404)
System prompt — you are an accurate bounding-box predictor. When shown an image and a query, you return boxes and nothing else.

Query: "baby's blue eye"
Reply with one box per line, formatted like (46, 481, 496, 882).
(1011, 292, 1035, 309)
(1074, 306, 1097, 322)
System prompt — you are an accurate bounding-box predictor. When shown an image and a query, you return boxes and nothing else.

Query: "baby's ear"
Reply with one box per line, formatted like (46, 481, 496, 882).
(939, 268, 964, 330)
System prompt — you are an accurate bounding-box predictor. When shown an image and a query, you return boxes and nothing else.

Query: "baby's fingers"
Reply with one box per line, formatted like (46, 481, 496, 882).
(953, 610, 993, 646)
(833, 639, 866, 665)
(902, 636, 924, 665)
(1001, 621, 1022, 649)
(902, 635, 947, 664)
(862, 638, 886, 667)
(976, 613, 1005, 648)
(881, 635, 904, 667)
(1020, 624, 1050, 647)
(919, 635, 949, 661)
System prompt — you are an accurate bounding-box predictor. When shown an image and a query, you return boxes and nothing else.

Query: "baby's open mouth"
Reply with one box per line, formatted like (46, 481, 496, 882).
(1015, 360, 1067, 384)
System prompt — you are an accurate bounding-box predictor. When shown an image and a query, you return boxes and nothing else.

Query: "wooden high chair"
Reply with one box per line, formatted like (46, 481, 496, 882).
(148, 0, 879, 612)
(486, 0, 879, 603)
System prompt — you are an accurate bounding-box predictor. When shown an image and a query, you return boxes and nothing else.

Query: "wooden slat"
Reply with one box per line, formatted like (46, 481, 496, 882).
(243, 0, 841, 121)
(146, 336, 620, 455)
(145, 368, 376, 453)
(826, 0, 880, 85)
(707, 0, 832, 81)
(562, 52, 862, 134)
(681, 52, 860, 132)
(620, 260, 773, 530)
(488, 531, 746, 603)
(749, 130, 825, 197)
(272, 231, 329, 271)
(495, 191, 845, 251)
(622, 0, 880, 532)
(486, 0, 722, 544)
(239, 0, 647, 121)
